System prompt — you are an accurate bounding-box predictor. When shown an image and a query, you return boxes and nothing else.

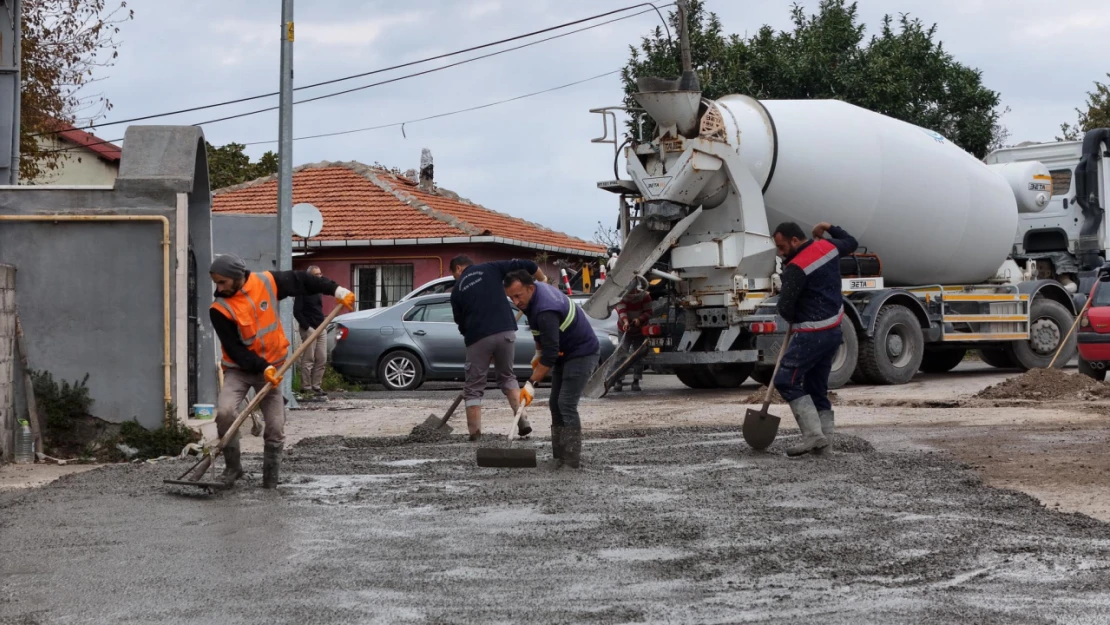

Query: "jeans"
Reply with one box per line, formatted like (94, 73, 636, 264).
(550, 350, 599, 429)
(773, 328, 841, 412)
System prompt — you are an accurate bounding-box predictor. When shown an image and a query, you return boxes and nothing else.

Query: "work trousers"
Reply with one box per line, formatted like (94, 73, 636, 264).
(463, 330, 518, 407)
(550, 350, 600, 429)
(773, 327, 842, 412)
(217, 367, 285, 446)
(617, 334, 645, 384)
(299, 327, 328, 390)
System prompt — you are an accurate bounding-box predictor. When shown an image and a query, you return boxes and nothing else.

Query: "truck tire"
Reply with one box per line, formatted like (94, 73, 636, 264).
(857, 304, 924, 385)
(750, 366, 774, 387)
(674, 366, 717, 389)
(919, 348, 967, 374)
(707, 363, 752, 388)
(1005, 299, 1075, 371)
(828, 319, 859, 390)
(977, 348, 1016, 369)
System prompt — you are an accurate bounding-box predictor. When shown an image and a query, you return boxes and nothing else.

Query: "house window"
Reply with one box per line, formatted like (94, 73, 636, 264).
(352, 263, 414, 310)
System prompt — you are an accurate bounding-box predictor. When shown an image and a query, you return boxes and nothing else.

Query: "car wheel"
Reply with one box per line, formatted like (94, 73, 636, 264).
(377, 350, 424, 391)
(1078, 358, 1106, 381)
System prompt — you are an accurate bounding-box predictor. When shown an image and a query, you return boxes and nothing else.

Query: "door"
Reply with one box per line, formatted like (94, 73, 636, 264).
(404, 301, 463, 375)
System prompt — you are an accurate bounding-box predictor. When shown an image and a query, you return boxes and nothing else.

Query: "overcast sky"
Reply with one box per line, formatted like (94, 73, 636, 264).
(87, 0, 1109, 241)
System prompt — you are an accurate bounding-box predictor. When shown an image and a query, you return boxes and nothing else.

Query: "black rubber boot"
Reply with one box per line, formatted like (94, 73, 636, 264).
(786, 396, 829, 457)
(563, 427, 582, 469)
(545, 425, 565, 470)
(262, 442, 283, 489)
(631, 379, 642, 392)
(220, 445, 244, 488)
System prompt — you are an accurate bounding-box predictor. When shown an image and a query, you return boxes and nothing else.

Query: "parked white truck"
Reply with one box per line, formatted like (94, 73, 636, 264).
(583, 76, 1110, 389)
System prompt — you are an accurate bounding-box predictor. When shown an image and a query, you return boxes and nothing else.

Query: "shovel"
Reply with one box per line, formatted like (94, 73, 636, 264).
(475, 403, 537, 468)
(743, 326, 793, 450)
(417, 393, 463, 435)
(164, 302, 347, 491)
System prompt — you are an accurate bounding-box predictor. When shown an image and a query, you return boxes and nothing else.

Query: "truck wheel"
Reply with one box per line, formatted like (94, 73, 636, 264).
(1079, 358, 1106, 381)
(858, 304, 924, 385)
(750, 366, 774, 387)
(674, 366, 717, 389)
(977, 348, 1016, 369)
(707, 363, 752, 388)
(828, 319, 859, 389)
(1005, 299, 1075, 370)
(919, 348, 967, 374)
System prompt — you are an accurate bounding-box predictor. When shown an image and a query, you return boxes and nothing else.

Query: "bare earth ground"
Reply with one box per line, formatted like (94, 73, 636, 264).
(4, 363, 1110, 624)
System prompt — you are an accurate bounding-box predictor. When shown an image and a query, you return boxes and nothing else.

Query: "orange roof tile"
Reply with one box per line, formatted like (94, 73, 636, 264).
(212, 161, 604, 256)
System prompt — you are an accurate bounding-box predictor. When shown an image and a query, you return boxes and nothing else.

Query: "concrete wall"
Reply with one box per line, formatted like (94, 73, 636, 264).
(0, 126, 215, 430)
(31, 137, 120, 186)
(212, 214, 278, 272)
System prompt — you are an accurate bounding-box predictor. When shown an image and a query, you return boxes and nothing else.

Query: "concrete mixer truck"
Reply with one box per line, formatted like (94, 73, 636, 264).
(582, 77, 1110, 390)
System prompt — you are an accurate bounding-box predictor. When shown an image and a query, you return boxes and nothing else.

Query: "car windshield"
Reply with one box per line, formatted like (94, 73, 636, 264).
(1093, 282, 1110, 307)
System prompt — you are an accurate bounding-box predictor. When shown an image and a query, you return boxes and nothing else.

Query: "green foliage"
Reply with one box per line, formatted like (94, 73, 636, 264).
(115, 409, 200, 460)
(322, 365, 365, 392)
(1058, 74, 1110, 141)
(206, 141, 279, 191)
(622, 0, 1007, 157)
(30, 370, 92, 433)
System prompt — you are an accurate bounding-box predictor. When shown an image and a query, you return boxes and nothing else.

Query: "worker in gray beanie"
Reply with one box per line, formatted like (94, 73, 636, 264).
(209, 254, 355, 488)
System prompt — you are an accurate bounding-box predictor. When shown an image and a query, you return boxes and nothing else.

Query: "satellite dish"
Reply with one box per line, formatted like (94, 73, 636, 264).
(292, 203, 324, 239)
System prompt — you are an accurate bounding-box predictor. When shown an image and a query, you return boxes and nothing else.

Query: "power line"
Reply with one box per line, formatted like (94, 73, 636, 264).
(240, 70, 621, 146)
(33, 2, 673, 138)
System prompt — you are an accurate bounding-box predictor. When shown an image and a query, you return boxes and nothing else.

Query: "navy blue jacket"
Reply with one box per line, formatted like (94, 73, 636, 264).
(525, 281, 599, 365)
(777, 226, 858, 332)
(451, 259, 538, 346)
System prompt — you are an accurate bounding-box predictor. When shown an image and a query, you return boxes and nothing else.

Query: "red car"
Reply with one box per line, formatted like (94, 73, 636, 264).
(1077, 278, 1110, 380)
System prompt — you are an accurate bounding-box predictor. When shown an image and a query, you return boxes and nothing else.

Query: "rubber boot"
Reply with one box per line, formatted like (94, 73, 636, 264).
(819, 409, 835, 437)
(785, 396, 829, 457)
(613, 382, 623, 392)
(220, 445, 244, 488)
(545, 425, 565, 470)
(563, 427, 583, 469)
(517, 414, 533, 438)
(631, 379, 642, 392)
(262, 442, 283, 489)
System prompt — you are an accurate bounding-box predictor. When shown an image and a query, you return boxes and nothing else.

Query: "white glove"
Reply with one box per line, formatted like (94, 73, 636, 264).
(334, 286, 355, 310)
(520, 381, 535, 407)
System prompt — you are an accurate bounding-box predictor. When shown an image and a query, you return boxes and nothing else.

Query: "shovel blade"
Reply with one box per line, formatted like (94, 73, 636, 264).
(743, 408, 781, 450)
(418, 413, 453, 435)
(476, 448, 537, 468)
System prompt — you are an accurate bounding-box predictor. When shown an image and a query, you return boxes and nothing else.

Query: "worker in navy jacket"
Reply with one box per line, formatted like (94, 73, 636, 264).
(772, 221, 858, 456)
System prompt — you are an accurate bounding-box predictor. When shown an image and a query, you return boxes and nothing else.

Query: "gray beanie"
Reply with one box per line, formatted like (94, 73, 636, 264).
(209, 254, 247, 280)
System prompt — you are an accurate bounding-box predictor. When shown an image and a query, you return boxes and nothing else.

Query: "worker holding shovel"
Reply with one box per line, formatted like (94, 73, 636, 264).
(209, 254, 355, 488)
(504, 270, 599, 469)
(771, 222, 858, 456)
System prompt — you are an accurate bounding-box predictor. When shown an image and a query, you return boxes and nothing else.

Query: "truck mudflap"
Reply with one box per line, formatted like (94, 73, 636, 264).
(584, 334, 651, 399)
(582, 207, 704, 320)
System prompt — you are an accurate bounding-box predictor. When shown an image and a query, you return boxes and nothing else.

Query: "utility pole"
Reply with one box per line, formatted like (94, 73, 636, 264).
(277, 0, 297, 408)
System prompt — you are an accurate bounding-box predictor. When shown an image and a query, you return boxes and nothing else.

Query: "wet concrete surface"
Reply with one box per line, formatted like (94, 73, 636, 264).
(3, 426, 1110, 624)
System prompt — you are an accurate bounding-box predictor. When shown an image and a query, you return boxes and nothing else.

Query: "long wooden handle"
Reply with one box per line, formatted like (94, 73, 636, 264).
(1050, 295, 1093, 368)
(763, 327, 793, 410)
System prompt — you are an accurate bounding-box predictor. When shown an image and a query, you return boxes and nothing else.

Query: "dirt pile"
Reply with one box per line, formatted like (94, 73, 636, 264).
(976, 368, 1110, 401)
(742, 386, 839, 405)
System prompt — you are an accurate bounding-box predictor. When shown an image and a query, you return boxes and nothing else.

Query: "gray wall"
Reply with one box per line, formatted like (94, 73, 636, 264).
(0, 126, 214, 430)
(212, 214, 278, 272)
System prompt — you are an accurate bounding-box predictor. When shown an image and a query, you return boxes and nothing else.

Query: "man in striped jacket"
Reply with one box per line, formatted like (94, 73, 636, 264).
(771, 221, 858, 456)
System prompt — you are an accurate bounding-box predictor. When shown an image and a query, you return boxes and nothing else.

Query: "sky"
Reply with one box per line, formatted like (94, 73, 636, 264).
(82, 0, 1110, 242)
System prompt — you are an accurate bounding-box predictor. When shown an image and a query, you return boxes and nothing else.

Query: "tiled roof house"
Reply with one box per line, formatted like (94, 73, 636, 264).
(212, 160, 604, 310)
(32, 119, 122, 185)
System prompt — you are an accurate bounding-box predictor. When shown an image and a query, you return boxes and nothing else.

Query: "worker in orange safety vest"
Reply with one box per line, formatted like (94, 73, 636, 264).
(209, 254, 354, 488)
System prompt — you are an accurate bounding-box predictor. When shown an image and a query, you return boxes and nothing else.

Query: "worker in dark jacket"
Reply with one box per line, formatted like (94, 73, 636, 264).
(771, 222, 858, 456)
(209, 254, 354, 488)
(293, 265, 329, 398)
(504, 270, 600, 469)
(449, 255, 547, 441)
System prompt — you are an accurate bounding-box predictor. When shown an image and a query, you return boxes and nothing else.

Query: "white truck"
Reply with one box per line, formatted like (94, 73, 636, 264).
(583, 76, 1110, 390)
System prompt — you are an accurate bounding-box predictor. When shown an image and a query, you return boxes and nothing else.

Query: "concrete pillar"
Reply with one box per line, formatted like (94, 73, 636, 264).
(0, 264, 15, 462)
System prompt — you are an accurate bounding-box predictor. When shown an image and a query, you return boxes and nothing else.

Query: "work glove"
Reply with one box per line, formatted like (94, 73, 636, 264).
(633, 318, 643, 327)
(520, 381, 535, 407)
(334, 286, 356, 311)
(264, 366, 283, 387)
(531, 351, 541, 370)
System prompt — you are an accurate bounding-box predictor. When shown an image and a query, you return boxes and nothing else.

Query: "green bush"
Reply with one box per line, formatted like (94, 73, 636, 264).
(114, 403, 200, 460)
(30, 370, 92, 431)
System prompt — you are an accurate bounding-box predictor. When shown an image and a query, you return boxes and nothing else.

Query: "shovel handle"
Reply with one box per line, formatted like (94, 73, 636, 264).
(762, 326, 794, 411)
(1050, 294, 1092, 368)
(506, 404, 527, 446)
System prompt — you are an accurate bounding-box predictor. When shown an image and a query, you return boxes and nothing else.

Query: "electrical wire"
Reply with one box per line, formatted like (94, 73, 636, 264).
(33, 2, 673, 137)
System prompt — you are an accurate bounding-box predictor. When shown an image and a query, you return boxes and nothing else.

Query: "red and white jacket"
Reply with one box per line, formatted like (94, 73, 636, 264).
(616, 290, 652, 337)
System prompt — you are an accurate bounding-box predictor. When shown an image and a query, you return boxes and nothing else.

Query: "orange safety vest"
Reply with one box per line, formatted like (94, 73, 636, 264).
(211, 271, 290, 370)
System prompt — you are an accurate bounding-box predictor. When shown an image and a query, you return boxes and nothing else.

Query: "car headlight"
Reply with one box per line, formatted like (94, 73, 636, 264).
(608, 334, 619, 346)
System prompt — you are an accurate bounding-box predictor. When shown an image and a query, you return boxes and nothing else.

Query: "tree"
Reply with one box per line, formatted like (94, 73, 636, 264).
(1057, 74, 1110, 142)
(205, 142, 279, 190)
(20, 0, 134, 182)
(594, 220, 621, 250)
(622, 0, 1006, 158)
